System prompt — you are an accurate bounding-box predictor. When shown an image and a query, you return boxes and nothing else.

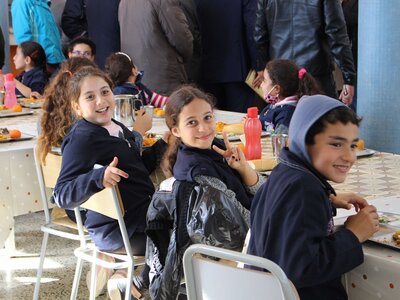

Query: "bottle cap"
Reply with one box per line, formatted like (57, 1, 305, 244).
(5, 73, 14, 81)
(247, 107, 258, 118)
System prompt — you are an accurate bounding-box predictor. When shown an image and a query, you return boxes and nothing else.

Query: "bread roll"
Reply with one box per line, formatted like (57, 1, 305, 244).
(248, 159, 277, 171)
(222, 123, 244, 135)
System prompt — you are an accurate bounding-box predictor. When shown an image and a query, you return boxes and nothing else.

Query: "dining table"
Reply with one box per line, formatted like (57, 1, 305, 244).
(1, 109, 400, 299)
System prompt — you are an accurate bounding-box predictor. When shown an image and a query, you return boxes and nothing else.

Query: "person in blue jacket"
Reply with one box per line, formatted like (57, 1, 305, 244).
(53, 67, 156, 298)
(258, 59, 319, 133)
(248, 94, 379, 299)
(11, 0, 65, 70)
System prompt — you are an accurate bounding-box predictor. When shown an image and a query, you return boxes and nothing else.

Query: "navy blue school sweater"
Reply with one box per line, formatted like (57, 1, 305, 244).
(248, 149, 363, 300)
(54, 119, 154, 251)
(16, 67, 48, 97)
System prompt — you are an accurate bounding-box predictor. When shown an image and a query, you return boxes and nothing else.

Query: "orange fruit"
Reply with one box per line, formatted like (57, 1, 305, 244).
(237, 143, 245, 153)
(9, 129, 21, 139)
(12, 105, 23, 112)
(356, 139, 365, 151)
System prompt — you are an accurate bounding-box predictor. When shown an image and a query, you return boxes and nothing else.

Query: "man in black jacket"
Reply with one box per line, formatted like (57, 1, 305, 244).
(253, 0, 356, 105)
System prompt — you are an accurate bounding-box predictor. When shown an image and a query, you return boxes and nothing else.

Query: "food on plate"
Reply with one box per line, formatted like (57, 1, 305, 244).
(356, 138, 365, 151)
(248, 159, 277, 171)
(9, 129, 22, 139)
(0, 104, 8, 110)
(222, 123, 244, 135)
(215, 121, 226, 132)
(12, 104, 23, 112)
(154, 108, 165, 117)
(143, 137, 157, 147)
(24, 97, 43, 103)
(392, 230, 400, 245)
(0, 128, 10, 140)
(236, 143, 245, 153)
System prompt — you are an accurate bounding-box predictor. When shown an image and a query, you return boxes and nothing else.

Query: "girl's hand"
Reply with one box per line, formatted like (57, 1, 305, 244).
(212, 132, 248, 171)
(133, 108, 152, 135)
(330, 192, 368, 211)
(30, 91, 42, 99)
(103, 157, 129, 188)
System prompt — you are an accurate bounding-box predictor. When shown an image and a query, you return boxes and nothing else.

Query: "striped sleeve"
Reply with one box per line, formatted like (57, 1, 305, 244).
(149, 92, 169, 108)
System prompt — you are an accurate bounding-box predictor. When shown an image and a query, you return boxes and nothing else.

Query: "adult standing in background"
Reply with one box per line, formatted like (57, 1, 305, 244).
(0, 26, 4, 69)
(253, 0, 356, 105)
(119, 0, 193, 96)
(194, 0, 258, 113)
(11, 0, 65, 71)
(61, 0, 120, 69)
(180, 0, 202, 84)
(342, 0, 358, 112)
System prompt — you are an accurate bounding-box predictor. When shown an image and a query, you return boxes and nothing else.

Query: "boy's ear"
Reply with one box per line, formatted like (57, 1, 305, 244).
(171, 127, 180, 138)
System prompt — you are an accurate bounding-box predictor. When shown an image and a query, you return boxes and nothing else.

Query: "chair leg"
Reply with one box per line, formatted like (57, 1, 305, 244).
(125, 263, 134, 300)
(70, 257, 84, 300)
(89, 251, 98, 300)
(33, 231, 49, 300)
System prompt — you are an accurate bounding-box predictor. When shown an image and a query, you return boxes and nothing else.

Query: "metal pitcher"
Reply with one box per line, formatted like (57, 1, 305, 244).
(113, 94, 143, 127)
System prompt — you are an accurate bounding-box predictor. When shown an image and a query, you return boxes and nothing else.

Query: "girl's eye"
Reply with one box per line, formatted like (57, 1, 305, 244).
(86, 94, 95, 101)
(350, 143, 357, 149)
(187, 120, 197, 126)
(101, 89, 111, 96)
(205, 114, 214, 121)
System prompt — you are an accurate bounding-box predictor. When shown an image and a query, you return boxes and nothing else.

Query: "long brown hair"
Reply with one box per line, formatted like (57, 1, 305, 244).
(162, 85, 215, 177)
(37, 57, 97, 164)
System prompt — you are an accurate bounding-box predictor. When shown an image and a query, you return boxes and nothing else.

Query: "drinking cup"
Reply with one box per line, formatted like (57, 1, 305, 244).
(271, 133, 288, 159)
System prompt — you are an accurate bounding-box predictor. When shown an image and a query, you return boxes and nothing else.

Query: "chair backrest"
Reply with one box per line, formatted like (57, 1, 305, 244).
(183, 244, 299, 300)
(34, 146, 63, 223)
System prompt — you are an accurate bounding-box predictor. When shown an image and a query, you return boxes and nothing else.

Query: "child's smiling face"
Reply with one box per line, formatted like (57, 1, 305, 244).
(171, 98, 216, 149)
(73, 76, 115, 126)
(307, 121, 358, 183)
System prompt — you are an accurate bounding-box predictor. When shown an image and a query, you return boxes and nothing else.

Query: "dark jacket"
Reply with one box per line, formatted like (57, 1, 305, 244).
(194, 0, 258, 83)
(113, 82, 154, 106)
(173, 140, 253, 209)
(259, 102, 296, 133)
(62, 0, 120, 69)
(61, 0, 87, 39)
(16, 67, 48, 97)
(0, 26, 4, 69)
(249, 148, 363, 299)
(119, 0, 193, 95)
(53, 119, 155, 251)
(254, 0, 356, 85)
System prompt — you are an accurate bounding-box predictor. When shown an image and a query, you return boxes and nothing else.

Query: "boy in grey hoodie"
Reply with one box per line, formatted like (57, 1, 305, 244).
(248, 95, 379, 300)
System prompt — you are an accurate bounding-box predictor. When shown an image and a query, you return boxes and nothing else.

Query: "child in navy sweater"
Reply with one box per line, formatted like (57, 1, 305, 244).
(259, 59, 319, 133)
(13, 41, 48, 98)
(105, 52, 168, 108)
(54, 66, 154, 299)
(249, 95, 379, 300)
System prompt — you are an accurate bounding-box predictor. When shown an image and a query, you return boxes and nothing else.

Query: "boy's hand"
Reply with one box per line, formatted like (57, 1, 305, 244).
(344, 205, 379, 242)
(102, 157, 129, 188)
(331, 193, 368, 211)
(133, 108, 152, 136)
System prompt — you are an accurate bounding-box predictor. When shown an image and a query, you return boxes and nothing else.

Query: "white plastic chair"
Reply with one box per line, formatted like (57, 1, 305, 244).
(33, 146, 90, 300)
(183, 244, 299, 300)
(70, 166, 144, 300)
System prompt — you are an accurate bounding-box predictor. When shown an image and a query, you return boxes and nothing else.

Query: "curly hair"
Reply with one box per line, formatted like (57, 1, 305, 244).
(37, 57, 97, 164)
(161, 85, 215, 177)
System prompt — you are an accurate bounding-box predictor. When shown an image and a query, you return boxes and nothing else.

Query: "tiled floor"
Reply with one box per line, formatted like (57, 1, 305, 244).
(0, 211, 149, 300)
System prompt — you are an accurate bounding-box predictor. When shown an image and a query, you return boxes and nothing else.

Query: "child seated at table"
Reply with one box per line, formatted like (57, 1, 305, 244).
(11, 41, 48, 98)
(53, 66, 155, 299)
(259, 59, 319, 133)
(248, 94, 379, 300)
(105, 52, 168, 108)
(67, 36, 96, 63)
